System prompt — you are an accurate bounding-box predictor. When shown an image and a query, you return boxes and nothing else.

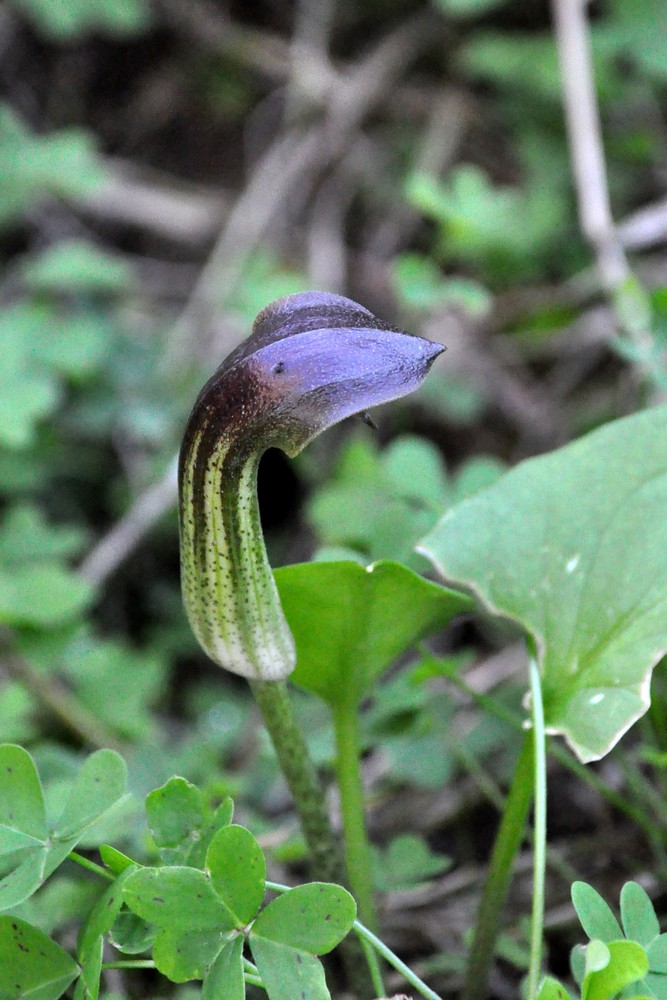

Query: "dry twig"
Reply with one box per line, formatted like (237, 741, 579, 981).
(552, 0, 653, 352)
(79, 457, 179, 588)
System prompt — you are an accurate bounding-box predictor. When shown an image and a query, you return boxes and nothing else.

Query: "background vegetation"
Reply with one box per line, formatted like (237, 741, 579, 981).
(1, 0, 667, 996)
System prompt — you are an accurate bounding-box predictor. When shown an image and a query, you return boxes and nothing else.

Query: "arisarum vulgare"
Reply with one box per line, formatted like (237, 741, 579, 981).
(178, 291, 444, 994)
(178, 290, 444, 682)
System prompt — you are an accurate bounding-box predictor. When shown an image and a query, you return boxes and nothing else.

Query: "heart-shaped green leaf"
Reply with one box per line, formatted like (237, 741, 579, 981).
(0, 748, 126, 911)
(0, 745, 49, 910)
(0, 850, 48, 911)
(582, 940, 648, 1000)
(123, 866, 239, 931)
(52, 749, 127, 841)
(251, 883, 355, 954)
(152, 928, 226, 983)
(535, 977, 572, 1000)
(44, 749, 128, 878)
(190, 799, 236, 870)
(0, 916, 79, 1000)
(249, 936, 330, 1000)
(206, 825, 265, 925)
(202, 935, 245, 1000)
(145, 778, 234, 868)
(0, 744, 47, 853)
(146, 777, 205, 864)
(276, 560, 471, 708)
(419, 406, 667, 761)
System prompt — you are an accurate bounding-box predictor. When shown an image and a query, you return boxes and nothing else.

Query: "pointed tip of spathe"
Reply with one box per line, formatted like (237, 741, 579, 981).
(426, 338, 446, 360)
(416, 334, 446, 373)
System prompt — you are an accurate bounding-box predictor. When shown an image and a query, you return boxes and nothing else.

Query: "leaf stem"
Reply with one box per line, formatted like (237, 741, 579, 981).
(244, 972, 265, 988)
(359, 934, 386, 998)
(68, 850, 114, 881)
(332, 699, 378, 931)
(353, 921, 443, 1000)
(527, 656, 547, 999)
(461, 731, 534, 1000)
(243, 957, 260, 976)
(102, 960, 156, 969)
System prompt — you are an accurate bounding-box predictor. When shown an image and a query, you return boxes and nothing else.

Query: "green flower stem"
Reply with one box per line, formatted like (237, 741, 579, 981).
(332, 698, 378, 932)
(249, 678, 343, 885)
(249, 679, 377, 999)
(461, 731, 534, 1000)
(527, 656, 547, 1000)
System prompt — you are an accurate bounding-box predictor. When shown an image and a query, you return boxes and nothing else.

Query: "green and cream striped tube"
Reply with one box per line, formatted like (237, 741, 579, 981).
(178, 290, 444, 680)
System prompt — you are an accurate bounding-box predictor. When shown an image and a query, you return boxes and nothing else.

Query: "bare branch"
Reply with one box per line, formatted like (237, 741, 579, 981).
(618, 197, 667, 251)
(156, 0, 294, 82)
(79, 457, 178, 588)
(79, 158, 227, 245)
(328, 10, 442, 136)
(552, 0, 656, 369)
(165, 128, 322, 365)
(551, 0, 628, 289)
(1, 632, 124, 752)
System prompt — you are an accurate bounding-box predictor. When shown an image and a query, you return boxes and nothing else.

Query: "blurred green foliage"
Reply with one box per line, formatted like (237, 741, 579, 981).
(307, 432, 505, 568)
(10, 0, 150, 39)
(406, 165, 569, 283)
(0, 107, 105, 228)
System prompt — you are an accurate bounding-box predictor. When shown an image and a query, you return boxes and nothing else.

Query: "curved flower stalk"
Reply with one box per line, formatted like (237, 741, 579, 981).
(179, 290, 444, 681)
